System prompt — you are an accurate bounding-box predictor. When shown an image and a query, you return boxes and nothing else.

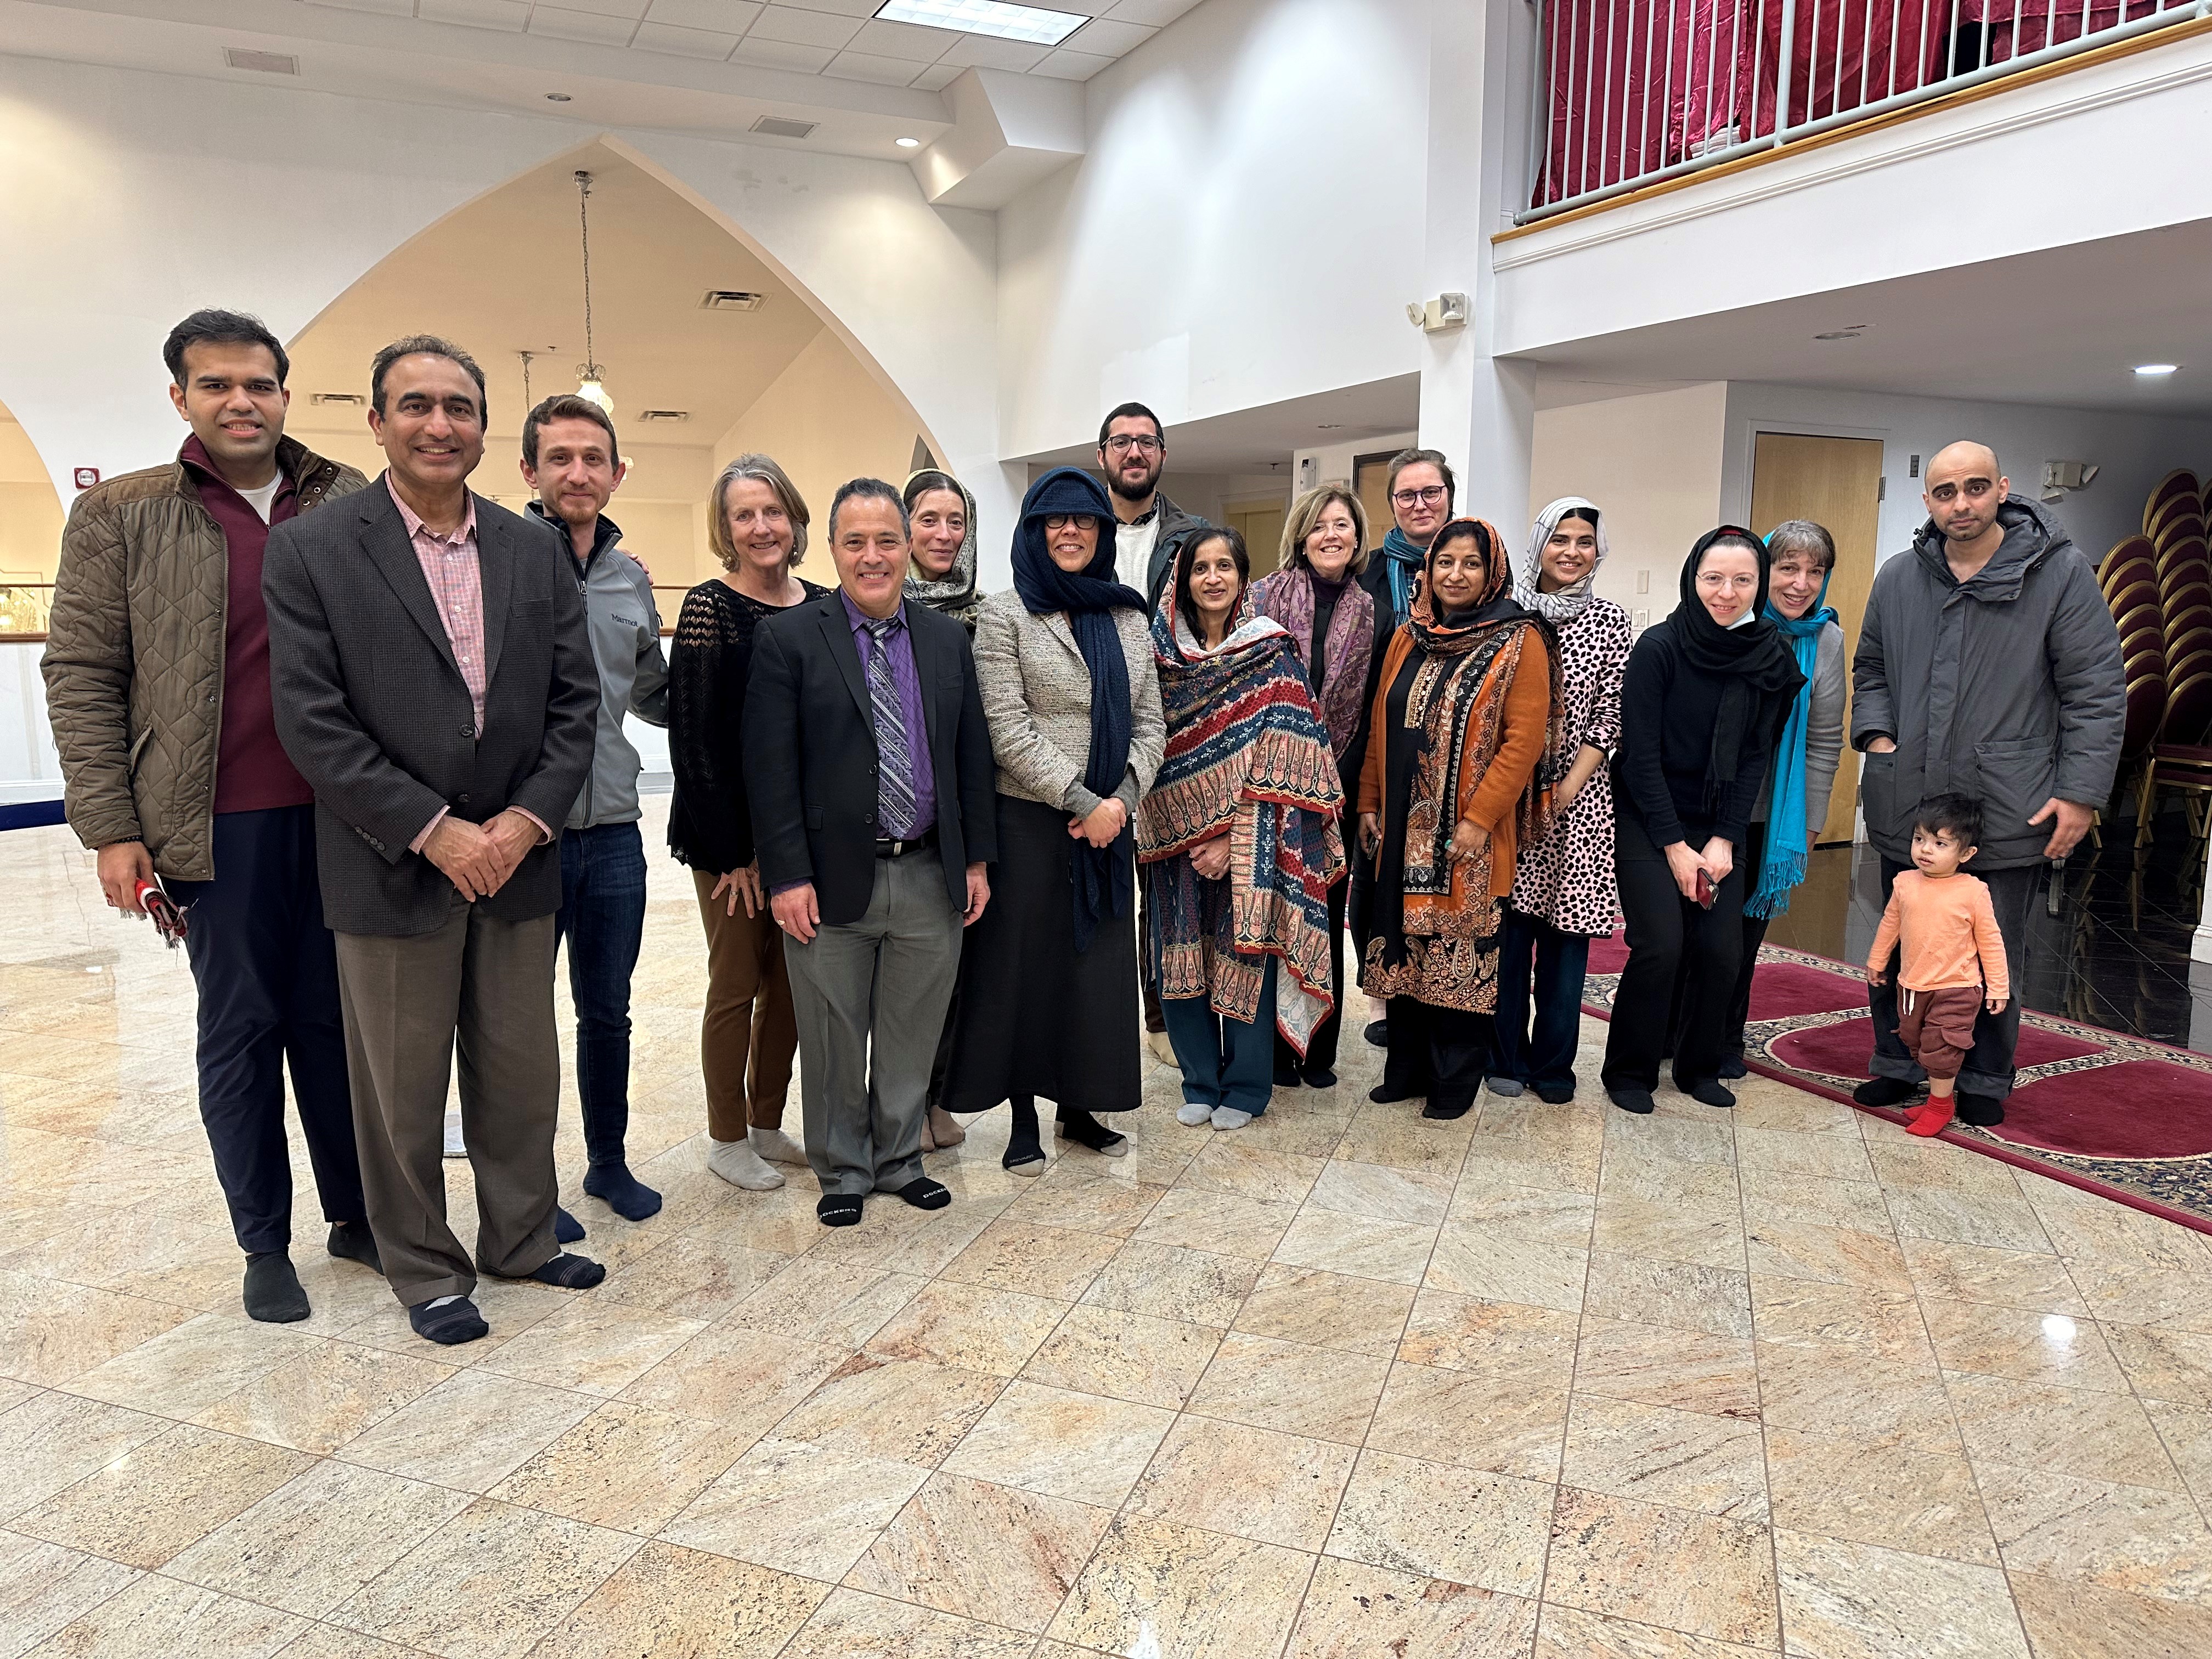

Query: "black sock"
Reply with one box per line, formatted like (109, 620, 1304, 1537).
(1056, 1108, 1125, 1152)
(408, 1295, 488, 1346)
(326, 1221, 382, 1276)
(529, 1252, 606, 1289)
(817, 1193, 865, 1227)
(1003, 1095, 1043, 1169)
(554, 1206, 586, 1244)
(583, 1163, 662, 1222)
(242, 1252, 310, 1323)
(893, 1177, 951, 1211)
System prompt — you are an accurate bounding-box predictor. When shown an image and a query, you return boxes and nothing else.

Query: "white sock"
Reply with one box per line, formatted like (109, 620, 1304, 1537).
(751, 1126, 808, 1165)
(708, 1136, 786, 1191)
(1211, 1108, 1254, 1130)
(1177, 1101, 1215, 1126)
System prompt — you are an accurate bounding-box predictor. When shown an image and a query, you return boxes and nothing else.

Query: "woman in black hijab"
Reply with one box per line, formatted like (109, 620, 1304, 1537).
(1601, 528, 1804, 1115)
(940, 467, 1166, 1171)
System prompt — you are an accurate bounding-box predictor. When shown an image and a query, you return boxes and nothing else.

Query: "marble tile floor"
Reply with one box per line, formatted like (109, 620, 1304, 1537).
(6, 799, 2212, 1658)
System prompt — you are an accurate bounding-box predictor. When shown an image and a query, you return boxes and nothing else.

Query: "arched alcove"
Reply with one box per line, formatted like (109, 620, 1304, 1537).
(284, 140, 938, 590)
(0, 396, 66, 634)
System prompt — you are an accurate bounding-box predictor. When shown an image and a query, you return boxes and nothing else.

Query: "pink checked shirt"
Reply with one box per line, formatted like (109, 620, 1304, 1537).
(389, 478, 548, 854)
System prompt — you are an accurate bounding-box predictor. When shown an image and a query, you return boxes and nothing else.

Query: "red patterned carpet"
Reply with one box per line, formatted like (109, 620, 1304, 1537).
(1582, 935, 2212, 1237)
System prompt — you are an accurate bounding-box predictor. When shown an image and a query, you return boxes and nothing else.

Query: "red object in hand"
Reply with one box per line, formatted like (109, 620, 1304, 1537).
(1694, 868, 1715, 910)
(135, 879, 188, 948)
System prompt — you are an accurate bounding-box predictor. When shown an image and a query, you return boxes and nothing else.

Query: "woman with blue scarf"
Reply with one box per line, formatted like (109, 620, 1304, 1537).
(1714, 520, 1846, 1076)
(940, 467, 1166, 1172)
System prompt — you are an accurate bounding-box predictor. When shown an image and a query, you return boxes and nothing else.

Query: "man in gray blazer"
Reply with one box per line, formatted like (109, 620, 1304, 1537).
(264, 335, 602, 1346)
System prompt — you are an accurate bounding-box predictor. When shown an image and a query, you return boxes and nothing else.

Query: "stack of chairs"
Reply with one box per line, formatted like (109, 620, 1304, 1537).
(2129, 470, 2212, 847)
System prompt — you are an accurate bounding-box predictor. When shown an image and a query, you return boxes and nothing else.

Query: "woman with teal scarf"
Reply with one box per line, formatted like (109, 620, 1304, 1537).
(1716, 519, 1847, 1076)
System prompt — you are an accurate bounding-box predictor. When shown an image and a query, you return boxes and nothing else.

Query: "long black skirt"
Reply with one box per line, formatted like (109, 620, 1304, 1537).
(940, 794, 1142, 1116)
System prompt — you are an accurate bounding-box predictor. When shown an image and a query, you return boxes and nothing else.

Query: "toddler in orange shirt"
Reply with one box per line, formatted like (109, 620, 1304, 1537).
(1866, 794, 2009, 1138)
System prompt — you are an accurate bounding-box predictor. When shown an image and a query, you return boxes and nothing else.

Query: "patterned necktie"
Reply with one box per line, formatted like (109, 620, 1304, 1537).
(863, 615, 918, 840)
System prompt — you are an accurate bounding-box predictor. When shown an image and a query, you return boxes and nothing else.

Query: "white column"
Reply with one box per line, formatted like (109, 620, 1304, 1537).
(2193, 832, 2212, 964)
(1416, 0, 1539, 528)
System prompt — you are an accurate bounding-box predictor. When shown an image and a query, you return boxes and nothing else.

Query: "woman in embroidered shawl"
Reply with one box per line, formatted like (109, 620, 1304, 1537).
(1491, 498, 1633, 1104)
(1357, 517, 1562, 1120)
(1141, 529, 1345, 1131)
(1248, 485, 1390, 1088)
(902, 469, 983, 636)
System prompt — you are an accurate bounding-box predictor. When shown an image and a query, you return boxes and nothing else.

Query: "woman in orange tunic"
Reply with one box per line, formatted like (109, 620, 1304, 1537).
(1357, 517, 1561, 1120)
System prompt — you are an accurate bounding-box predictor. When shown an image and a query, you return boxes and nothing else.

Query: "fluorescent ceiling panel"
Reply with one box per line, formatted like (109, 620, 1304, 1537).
(873, 2, 1089, 47)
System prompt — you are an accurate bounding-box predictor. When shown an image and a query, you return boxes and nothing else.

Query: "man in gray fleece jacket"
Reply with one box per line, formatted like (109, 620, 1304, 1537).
(1850, 442, 2123, 1123)
(521, 396, 670, 1224)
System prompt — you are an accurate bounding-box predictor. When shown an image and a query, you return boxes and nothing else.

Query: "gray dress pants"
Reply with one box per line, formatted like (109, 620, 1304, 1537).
(334, 897, 562, 1305)
(782, 849, 964, 1199)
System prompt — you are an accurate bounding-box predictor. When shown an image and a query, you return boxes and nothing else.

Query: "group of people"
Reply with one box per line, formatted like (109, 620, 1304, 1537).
(42, 306, 2125, 1350)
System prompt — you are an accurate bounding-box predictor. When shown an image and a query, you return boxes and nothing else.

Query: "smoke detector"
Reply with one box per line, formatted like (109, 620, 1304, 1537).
(700, 291, 766, 312)
(751, 116, 817, 139)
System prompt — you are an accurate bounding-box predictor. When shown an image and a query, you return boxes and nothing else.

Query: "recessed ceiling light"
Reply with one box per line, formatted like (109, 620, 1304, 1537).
(873, 1, 1087, 48)
(895, 136, 922, 149)
(544, 92, 572, 102)
(2135, 363, 2180, 376)
(1814, 330, 1862, 341)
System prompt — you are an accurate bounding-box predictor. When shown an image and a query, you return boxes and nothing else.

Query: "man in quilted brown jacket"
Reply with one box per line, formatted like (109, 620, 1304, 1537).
(42, 309, 380, 1323)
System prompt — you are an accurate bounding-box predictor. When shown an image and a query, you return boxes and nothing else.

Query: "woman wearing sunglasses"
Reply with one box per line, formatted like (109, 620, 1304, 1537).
(939, 467, 1166, 1172)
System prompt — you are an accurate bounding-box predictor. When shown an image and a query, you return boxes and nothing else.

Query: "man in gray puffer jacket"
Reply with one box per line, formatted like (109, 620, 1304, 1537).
(1851, 442, 2123, 1124)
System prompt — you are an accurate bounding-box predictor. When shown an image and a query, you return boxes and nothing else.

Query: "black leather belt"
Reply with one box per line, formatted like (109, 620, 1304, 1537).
(875, 826, 938, 859)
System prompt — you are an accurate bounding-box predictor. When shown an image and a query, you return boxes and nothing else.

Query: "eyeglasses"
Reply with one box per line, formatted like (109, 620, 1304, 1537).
(1043, 514, 1101, 531)
(1392, 485, 1449, 508)
(1102, 435, 1163, 455)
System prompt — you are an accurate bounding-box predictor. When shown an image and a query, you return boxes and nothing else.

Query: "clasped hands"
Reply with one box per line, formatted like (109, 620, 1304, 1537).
(1066, 795, 1127, 849)
(424, 810, 541, 900)
(1355, 813, 1488, 864)
(1663, 836, 1734, 902)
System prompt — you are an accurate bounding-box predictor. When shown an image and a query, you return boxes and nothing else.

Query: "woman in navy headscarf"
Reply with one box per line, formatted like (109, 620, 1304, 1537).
(939, 468, 1167, 1172)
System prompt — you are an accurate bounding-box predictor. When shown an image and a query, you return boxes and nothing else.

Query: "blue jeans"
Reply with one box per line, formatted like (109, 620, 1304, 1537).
(555, 821, 647, 1167)
(1162, 955, 1276, 1116)
(1492, 906, 1593, 1094)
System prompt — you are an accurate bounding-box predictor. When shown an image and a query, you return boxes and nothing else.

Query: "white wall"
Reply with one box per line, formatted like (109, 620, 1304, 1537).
(0, 55, 1001, 538)
(1530, 383, 1730, 622)
(1494, 28, 2212, 355)
(995, 0, 1429, 464)
(1720, 383, 2212, 568)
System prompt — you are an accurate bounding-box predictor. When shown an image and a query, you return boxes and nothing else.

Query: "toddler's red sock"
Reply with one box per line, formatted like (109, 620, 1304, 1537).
(1907, 1091, 1956, 1137)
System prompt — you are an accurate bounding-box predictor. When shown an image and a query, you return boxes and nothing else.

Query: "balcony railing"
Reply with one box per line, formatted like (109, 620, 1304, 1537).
(1522, 0, 2207, 222)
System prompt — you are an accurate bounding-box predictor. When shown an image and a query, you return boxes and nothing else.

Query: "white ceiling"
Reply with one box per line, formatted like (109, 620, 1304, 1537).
(305, 0, 1202, 87)
(283, 142, 828, 447)
(2, 0, 1204, 161)
(1510, 221, 2212, 420)
(1013, 374, 1423, 472)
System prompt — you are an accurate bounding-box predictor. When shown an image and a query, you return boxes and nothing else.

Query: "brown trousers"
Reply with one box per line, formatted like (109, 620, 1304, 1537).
(1898, 985, 1984, 1084)
(334, 900, 560, 1306)
(693, 868, 799, 1141)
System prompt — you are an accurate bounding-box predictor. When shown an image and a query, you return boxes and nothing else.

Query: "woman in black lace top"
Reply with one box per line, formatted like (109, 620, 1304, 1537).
(668, 453, 828, 1194)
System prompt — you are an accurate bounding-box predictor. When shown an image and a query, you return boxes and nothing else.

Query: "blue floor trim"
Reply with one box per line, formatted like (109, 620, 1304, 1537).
(0, 799, 66, 831)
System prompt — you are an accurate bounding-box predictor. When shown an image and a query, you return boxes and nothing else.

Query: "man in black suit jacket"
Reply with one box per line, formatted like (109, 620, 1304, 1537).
(264, 335, 602, 1346)
(744, 477, 997, 1227)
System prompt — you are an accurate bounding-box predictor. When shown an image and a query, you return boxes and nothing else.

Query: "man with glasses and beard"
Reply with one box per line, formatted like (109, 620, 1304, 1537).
(1098, 402, 1210, 610)
(1098, 402, 1211, 1054)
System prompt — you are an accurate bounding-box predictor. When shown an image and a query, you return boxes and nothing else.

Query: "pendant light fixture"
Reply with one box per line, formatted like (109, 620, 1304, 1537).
(572, 170, 612, 415)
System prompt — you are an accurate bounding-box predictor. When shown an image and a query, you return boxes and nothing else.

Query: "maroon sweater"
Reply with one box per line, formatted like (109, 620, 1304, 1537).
(179, 437, 315, 815)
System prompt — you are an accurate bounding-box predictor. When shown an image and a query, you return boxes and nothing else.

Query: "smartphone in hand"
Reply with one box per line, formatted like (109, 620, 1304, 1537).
(1694, 868, 1715, 910)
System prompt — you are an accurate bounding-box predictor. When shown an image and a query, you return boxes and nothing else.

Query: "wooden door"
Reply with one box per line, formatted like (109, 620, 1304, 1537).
(1355, 453, 1396, 554)
(1228, 501, 1289, 577)
(1749, 433, 1883, 845)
